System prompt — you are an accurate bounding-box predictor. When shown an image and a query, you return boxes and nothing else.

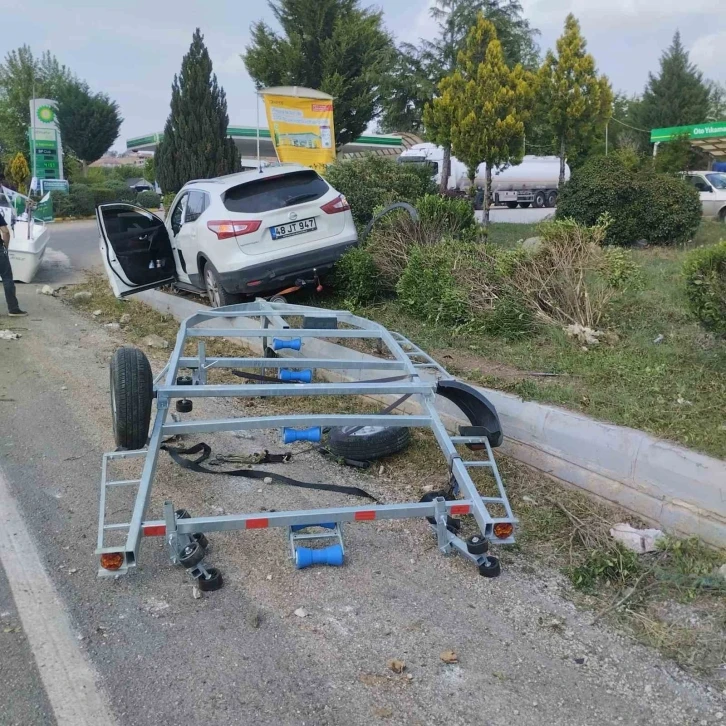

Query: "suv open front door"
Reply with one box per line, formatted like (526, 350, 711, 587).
(97, 203, 176, 298)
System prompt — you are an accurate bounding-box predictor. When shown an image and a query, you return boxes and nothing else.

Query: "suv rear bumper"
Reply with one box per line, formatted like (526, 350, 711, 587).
(210, 238, 358, 295)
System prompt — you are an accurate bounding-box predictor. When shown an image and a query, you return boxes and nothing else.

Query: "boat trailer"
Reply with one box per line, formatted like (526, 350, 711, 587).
(97, 300, 517, 590)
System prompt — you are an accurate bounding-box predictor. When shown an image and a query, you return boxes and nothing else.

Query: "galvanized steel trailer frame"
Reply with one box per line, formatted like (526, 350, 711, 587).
(97, 300, 516, 579)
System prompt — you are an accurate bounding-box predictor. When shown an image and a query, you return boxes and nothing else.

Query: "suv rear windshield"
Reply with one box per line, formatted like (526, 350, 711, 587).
(223, 170, 329, 214)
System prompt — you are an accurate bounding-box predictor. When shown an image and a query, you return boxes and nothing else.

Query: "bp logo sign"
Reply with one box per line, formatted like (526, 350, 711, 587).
(37, 105, 55, 124)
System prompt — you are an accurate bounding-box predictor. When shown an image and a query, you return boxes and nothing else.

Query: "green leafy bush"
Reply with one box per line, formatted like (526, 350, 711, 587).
(396, 243, 470, 326)
(570, 545, 641, 592)
(137, 190, 161, 208)
(557, 155, 701, 246)
(601, 247, 644, 289)
(50, 190, 74, 218)
(161, 192, 176, 210)
(91, 187, 118, 206)
(331, 246, 380, 306)
(324, 156, 435, 227)
(415, 194, 477, 238)
(683, 240, 726, 334)
(51, 185, 95, 217)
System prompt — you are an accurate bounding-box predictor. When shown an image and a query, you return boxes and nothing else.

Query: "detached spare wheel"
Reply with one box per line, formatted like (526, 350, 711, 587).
(327, 425, 411, 461)
(110, 346, 153, 450)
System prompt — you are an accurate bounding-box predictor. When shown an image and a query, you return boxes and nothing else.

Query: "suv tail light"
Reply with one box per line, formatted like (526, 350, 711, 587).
(207, 220, 262, 240)
(321, 195, 350, 214)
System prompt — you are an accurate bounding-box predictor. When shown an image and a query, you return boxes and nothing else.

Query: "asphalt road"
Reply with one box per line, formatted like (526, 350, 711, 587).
(0, 223, 722, 725)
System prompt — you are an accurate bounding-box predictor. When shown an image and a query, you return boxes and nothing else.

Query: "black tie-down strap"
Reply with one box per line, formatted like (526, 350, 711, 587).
(161, 441, 378, 501)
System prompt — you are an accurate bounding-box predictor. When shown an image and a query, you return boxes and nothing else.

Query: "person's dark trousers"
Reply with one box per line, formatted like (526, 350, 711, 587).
(0, 245, 20, 313)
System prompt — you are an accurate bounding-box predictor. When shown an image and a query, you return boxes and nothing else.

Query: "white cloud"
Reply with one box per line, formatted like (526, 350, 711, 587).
(690, 32, 726, 81)
(215, 53, 246, 76)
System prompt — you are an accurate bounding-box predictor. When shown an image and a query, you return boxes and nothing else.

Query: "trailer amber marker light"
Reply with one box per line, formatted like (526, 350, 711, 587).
(493, 523, 514, 539)
(100, 553, 124, 570)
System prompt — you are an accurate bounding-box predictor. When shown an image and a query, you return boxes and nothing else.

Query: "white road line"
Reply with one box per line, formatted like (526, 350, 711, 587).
(0, 465, 118, 726)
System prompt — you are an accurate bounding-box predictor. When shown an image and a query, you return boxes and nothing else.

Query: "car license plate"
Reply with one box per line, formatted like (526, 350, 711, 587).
(271, 218, 317, 240)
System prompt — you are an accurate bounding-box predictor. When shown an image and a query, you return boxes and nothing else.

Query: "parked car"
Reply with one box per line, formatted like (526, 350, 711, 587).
(682, 171, 726, 222)
(96, 164, 358, 306)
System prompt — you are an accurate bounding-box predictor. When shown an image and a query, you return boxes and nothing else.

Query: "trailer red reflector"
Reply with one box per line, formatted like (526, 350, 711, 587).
(143, 524, 166, 537)
(354, 511, 376, 521)
(450, 504, 471, 515)
(246, 518, 269, 529)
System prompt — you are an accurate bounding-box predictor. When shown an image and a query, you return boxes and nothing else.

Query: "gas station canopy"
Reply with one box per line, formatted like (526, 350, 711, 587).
(127, 126, 415, 160)
(650, 121, 726, 158)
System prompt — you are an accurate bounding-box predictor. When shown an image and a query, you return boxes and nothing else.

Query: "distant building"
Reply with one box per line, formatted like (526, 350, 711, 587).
(91, 151, 151, 169)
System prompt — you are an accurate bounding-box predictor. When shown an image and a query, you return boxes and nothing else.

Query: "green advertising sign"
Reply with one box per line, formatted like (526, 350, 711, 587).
(28, 98, 64, 182)
(650, 121, 726, 143)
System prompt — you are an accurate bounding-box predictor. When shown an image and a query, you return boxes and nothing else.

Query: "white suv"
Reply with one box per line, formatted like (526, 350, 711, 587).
(96, 164, 358, 305)
(682, 171, 726, 222)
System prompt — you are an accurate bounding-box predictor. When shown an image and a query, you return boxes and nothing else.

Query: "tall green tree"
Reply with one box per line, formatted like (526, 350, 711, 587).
(0, 46, 74, 158)
(6, 152, 31, 194)
(538, 14, 612, 184)
(56, 80, 122, 175)
(433, 15, 533, 225)
(156, 29, 239, 193)
(706, 80, 726, 122)
(637, 31, 710, 130)
(244, 0, 392, 148)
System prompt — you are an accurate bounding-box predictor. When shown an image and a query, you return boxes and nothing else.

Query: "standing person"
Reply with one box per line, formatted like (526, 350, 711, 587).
(0, 210, 27, 316)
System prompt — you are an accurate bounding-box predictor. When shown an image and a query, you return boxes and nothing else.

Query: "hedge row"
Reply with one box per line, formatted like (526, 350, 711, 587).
(684, 240, 726, 335)
(51, 184, 160, 218)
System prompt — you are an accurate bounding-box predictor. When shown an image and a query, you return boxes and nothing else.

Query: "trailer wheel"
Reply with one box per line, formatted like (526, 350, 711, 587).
(198, 567, 224, 592)
(110, 347, 153, 450)
(534, 191, 546, 208)
(506, 201, 518, 209)
(327, 425, 411, 461)
(546, 191, 558, 208)
(520, 202, 531, 208)
(478, 556, 501, 578)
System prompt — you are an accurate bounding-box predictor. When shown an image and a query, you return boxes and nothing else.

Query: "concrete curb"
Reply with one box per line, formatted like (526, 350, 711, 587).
(137, 289, 726, 548)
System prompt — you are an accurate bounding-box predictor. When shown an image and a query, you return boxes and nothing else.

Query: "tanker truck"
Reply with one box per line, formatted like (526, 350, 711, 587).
(397, 143, 570, 208)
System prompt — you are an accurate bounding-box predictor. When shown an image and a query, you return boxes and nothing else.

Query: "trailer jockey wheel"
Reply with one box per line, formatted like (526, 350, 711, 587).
(419, 490, 461, 531)
(478, 556, 501, 578)
(176, 375, 193, 386)
(466, 534, 489, 556)
(193, 533, 209, 549)
(175, 508, 191, 520)
(178, 542, 205, 569)
(197, 567, 224, 592)
(176, 399, 193, 413)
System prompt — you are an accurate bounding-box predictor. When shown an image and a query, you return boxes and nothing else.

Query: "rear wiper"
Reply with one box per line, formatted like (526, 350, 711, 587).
(284, 193, 319, 206)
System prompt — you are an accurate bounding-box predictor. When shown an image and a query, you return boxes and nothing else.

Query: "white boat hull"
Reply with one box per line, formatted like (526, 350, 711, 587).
(7, 221, 50, 283)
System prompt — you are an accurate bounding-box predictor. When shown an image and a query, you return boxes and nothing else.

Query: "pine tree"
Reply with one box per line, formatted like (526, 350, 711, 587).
(429, 16, 533, 225)
(244, 0, 392, 149)
(156, 29, 239, 193)
(638, 32, 710, 130)
(538, 14, 612, 185)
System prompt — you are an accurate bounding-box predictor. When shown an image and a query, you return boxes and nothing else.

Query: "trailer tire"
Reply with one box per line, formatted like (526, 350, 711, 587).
(110, 347, 153, 450)
(506, 201, 518, 209)
(520, 202, 531, 208)
(327, 425, 411, 462)
(546, 190, 558, 208)
(534, 191, 546, 208)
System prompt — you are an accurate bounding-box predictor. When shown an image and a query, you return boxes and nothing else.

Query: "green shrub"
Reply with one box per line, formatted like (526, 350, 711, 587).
(557, 155, 701, 246)
(91, 186, 118, 206)
(683, 240, 726, 334)
(137, 190, 161, 208)
(324, 156, 435, 227)
(51, 185, 95, 217)
(415, 194, 477, 239)
(50, 190, 74, 218)
(331, 246, 380, 305)
(396, 243, 471, 326)
(161, 192, 176, 210)
(570, 545, 641, 592)
(601, 247, 644, 289)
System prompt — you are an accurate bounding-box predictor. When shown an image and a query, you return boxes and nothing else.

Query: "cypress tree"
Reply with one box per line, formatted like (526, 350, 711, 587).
(637, 31, 710, 130)
(156, 29, 239, 193)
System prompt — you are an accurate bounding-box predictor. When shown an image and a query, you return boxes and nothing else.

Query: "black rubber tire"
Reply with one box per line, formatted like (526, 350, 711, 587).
(110, 347, 153, 450)
(478, 556, 501, 578)
(269, 294, 287, 304)
(176, 399, 193, 413)
(176, 375, 193, 386)
(420, 490, 460, 530)
(327, 425, 411, 461)
(519, 202, 531, 208)
(719, 208, 726, 223)
(198, 567, 224, 592)
(193, 533, 209, 549)
(467, 535, 489, 555)
(178, 542, 205, 569)
(506, 201, 518, 209)
(534, 191, 546, 208)
(175, 508, 191, 520)
(203, 261, 244, 308)
(546, 191, 558, 208)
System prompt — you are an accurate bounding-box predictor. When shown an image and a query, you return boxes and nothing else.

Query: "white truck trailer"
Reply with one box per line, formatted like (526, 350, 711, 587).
(397, 143, 570, 208)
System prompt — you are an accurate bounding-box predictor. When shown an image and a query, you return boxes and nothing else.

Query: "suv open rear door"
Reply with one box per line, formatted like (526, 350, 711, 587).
(97, 203, 176, 298)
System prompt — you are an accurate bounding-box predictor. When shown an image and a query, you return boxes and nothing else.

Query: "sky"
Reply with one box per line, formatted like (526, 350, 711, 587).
(1, 0, 724, 151)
